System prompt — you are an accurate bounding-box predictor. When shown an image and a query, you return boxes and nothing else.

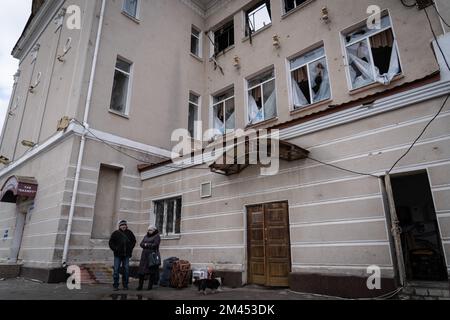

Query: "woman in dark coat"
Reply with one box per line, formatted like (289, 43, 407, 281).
(137, 226, 161, 290)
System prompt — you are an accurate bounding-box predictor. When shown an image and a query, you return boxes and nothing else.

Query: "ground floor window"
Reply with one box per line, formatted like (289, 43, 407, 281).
(154, 197, 182, 236)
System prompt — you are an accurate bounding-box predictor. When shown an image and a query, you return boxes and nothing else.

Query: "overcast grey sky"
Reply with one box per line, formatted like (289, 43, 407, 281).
(0, 0, 32, 133)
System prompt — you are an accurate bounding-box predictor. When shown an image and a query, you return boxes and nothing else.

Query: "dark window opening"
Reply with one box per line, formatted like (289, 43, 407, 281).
(214, 20, 235, 54)
(284, 0, 309, 14)
(370, 28, 400, 75)
(245, 1, 272, 36)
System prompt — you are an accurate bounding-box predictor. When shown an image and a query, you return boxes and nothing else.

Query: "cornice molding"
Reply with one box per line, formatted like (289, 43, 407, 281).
(141, 79, 450, 180)
(12, 0, 65, 61)
(179, 0, 235, 18)
(180, 0, 206, 17)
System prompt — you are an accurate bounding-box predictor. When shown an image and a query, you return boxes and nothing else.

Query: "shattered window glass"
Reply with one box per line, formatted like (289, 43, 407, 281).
(213, 88, 235, 134)
(344, 13, 401, 90)
(289, 46, 331, 110)
(247, 69, 277, 124)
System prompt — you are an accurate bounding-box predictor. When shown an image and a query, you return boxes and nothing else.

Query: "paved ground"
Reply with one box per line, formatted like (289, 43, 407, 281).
(0, 278, 334, 300)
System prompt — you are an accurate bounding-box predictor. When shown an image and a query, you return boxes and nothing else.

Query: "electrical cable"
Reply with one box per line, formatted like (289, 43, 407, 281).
(424, 6, 450, 71)
(388, 94, 450, 174)
(287, 286, 404, 301)
(74, 117, 381, 178)
(432, 2, 450, 28)
(71, 119, 210, 170)
(307, 156, 380, 179)
(400, 0, 417, 8)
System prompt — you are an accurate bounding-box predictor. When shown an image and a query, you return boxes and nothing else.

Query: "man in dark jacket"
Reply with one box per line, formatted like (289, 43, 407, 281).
(109, 220, 136, 291)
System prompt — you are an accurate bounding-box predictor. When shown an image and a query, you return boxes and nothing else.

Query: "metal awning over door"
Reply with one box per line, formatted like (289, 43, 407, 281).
(0, 176, 38, 203)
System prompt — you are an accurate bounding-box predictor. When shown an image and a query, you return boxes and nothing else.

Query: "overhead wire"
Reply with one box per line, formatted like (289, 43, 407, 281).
(432, 2, 450, 28)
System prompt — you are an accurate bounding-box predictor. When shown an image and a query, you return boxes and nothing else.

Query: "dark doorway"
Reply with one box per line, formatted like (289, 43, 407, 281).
(391, 172, 448, 281)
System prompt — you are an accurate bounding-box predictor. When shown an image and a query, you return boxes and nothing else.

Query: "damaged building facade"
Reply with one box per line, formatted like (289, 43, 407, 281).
(1, 0, 450, 297)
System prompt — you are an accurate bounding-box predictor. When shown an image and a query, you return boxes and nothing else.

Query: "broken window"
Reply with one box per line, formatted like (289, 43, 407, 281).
(247, 68, 277, 125)
(123, 0, 138, 18)
(188, 93, 200, 139)
(110, 58, 132, 115)
(191, 26, 201, 57)
(284, 0, 309, 14)
(245, 1, 272, 36)
(154, 197, 182, 237)
(214, 20, 235, 54)
(289, 46, 331, 109)
(344, 13, 401, 90)
(212, 88, 235, 135)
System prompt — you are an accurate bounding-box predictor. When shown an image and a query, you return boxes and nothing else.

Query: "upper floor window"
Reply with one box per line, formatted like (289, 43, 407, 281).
(284, 0, 310, 14)
(123, 0, 139, 19)
(214, 20, 235, 55)
(110, 57, 132, 115)
(191, 26, 202, 57)
(188, 93, 200, 139)
(154, 197, 182, 237)
(245, 1, 272, 36)
(343, 12, 401, 90)
(247, 68, 277, 125)
(212, 88, 235, 135)
(289, 46, 331, 110)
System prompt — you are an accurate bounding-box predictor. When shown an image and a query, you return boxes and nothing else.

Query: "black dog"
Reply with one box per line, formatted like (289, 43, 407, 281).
(194, 278, 221, 295)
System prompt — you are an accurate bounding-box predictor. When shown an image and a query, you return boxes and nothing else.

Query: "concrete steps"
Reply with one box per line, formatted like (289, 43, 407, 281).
(399, 281, 450, 300)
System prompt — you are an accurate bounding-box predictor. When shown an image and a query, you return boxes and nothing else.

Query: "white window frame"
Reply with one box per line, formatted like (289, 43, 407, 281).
(288, 45, 331, 110)
(245, 1, 272, 36)
(188, 92, 201, 140)
(154, 197, 182, 237)
(211, 88, 235, 135)
(122, 0, 140, 20)
(191, 25, 203, 58)
(341, 11, 402, 91)
(109, 57, 133, 116)
(200, 181, 212, 198)
(246, 68, 277, 125)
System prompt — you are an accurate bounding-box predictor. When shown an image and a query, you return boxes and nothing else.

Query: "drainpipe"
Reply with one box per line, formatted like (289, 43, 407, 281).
(62, 0, 106, 267)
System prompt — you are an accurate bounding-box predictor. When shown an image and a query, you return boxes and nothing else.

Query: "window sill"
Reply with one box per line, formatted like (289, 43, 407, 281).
(210, 45, 235, 60)
(121, 11, 141, 24)
(242, 24, 272, 43)
(109, 109, 130, 119)
(348, 74, 404, 95)
(190, 52, 204, 63)
(290, 99, 332, 116)
(161, 235, 181, 240)
(281, 0, 317, 20)
(245, 117, 278, 129)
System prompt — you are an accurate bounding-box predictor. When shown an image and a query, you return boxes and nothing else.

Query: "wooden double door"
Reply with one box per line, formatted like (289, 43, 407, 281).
(247, 202, 291, 287)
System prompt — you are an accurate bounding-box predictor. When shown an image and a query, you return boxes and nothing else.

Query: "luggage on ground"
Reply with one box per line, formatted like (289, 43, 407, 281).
(170, 260, 192, 289)
(160, 257, 179, 287)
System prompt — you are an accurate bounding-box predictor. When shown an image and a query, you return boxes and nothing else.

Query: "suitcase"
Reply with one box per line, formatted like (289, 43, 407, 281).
(170, 260, 192, 289)
(160, 257, 179, 287)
